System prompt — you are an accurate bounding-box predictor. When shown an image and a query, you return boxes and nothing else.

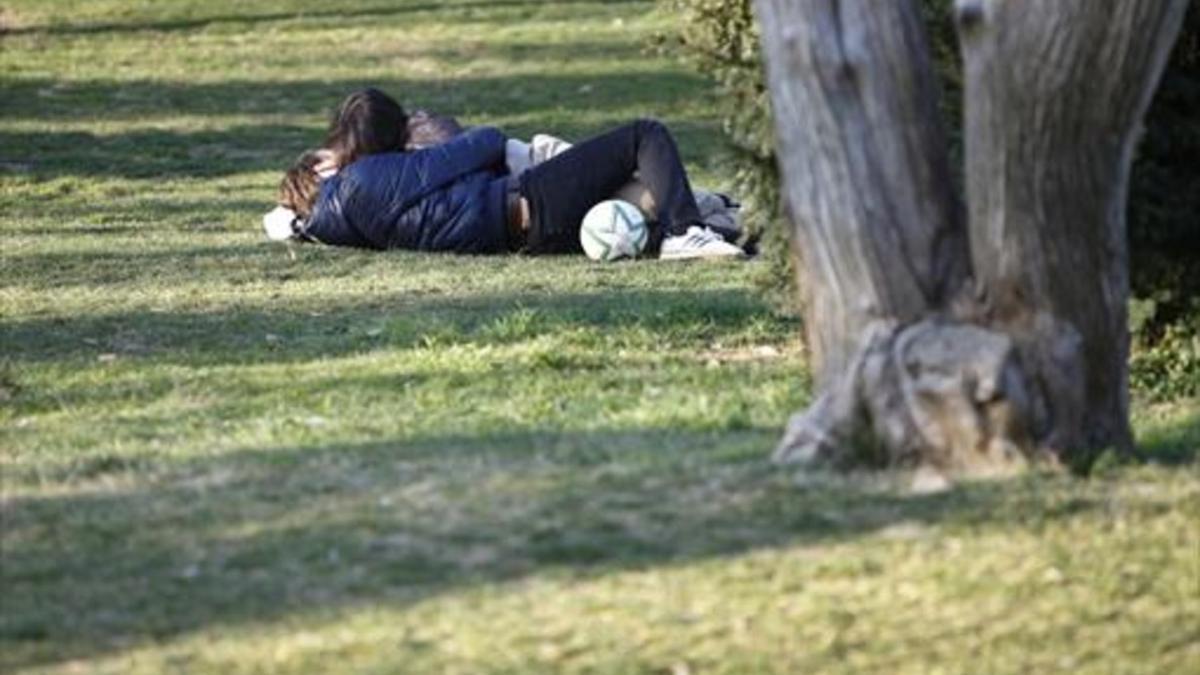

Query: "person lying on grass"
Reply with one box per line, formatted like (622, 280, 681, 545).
(266, 88, 744, 259)
(305, 88, 746, 244)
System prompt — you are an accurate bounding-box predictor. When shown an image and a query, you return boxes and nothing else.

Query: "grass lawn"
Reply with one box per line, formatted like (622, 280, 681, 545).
(2, 1, 1198, 673)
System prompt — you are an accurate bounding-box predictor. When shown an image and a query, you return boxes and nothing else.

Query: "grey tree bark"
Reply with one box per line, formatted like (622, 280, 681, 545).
(756, 0, 1189, 474)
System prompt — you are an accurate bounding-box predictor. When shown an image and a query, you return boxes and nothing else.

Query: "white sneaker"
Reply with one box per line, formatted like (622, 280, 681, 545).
(659, 225, 746, 260)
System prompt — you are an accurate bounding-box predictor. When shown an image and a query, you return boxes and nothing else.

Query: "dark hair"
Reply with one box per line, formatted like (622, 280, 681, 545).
(278, 150, 323, 220)
(323, 87, 409, 168)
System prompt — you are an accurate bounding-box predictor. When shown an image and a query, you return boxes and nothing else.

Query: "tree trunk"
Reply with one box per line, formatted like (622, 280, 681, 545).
(958, 0, 1190, 455)
(754, 0, 968, 388)
(756, 0, 1188, 474)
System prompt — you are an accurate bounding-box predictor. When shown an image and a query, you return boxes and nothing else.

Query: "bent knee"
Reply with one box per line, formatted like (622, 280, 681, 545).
(634, 118, 667, 135)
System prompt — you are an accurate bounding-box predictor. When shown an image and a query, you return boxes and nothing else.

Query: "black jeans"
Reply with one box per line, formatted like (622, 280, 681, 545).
(518, 119, 703, 254)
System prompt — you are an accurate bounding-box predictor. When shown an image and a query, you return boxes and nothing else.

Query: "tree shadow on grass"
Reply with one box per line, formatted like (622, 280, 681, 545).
(1, 69, 714, 180)
(2, 285, 786, 382)
(2, 242, 313, 292)
(2, 71, 713, 145)
(1135, 402, 1200, 465)
(2, 0, 649, 37)
(0, 426, 1110, 670)
(1, 70, 710, 123)
(0, 197, 268, 232)
(0, 125, 316, 180)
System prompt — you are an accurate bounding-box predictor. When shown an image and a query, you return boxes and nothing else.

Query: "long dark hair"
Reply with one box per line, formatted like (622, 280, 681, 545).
(323, 87, 409, 168)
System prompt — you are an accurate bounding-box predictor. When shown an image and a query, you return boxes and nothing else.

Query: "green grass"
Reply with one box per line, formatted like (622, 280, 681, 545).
(2, 1, 1198, 673)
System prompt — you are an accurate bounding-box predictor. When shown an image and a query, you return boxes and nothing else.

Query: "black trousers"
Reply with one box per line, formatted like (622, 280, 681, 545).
(518, 119, 703, 254)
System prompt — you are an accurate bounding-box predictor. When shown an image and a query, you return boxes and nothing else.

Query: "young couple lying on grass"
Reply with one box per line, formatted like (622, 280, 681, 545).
(266, 88, 747, 260)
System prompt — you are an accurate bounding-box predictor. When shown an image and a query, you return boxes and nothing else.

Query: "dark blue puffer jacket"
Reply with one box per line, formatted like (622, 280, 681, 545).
(303, 127, 511, 253)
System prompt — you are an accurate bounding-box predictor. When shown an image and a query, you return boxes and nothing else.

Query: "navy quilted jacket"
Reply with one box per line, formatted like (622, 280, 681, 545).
(303, 126, 510, 253)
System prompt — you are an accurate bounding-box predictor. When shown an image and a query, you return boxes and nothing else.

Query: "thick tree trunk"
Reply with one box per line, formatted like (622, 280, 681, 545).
(756, 0, 1188, 473)
(958, 0, 1190, 455)
(754, 0, 968, 388)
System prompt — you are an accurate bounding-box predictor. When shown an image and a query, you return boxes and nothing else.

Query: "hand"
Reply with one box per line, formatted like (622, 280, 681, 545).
(313, 149, 339, 178)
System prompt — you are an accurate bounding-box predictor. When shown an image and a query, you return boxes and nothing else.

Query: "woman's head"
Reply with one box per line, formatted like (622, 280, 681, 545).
(324, 87, 409, 167)
(278, 150, 323, 220)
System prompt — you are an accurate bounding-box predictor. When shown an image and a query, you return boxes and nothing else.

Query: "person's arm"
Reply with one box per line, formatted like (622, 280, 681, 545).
(301, 178, 374, 248)
(302, 128, 507, 250)
(394, 125, 507, 196)
(311, 149, 339, 179)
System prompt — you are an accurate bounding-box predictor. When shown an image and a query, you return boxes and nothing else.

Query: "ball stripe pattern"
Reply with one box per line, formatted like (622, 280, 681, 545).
(579, 200, 648, 261)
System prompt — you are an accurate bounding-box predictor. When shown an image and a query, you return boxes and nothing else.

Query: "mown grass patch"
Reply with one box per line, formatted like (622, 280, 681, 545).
(2, 1, 1197, 673)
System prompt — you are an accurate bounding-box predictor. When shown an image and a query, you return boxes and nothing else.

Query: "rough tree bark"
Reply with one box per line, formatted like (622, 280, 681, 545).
(756, 0, 1189, 474)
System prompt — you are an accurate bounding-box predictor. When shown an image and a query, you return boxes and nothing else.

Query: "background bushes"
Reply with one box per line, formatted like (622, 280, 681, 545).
(656, 0, 786, 306)
(662, 0, 1199, 401)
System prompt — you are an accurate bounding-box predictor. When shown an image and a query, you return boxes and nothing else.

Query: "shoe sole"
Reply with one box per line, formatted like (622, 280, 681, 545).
(658, 250, 748, 261)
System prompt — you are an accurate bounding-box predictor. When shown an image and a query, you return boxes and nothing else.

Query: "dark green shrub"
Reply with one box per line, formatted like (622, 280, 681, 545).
(1130, 312, 1200, 402)
(657, 0, 788, 308)
(1128, 3, 1200, 337)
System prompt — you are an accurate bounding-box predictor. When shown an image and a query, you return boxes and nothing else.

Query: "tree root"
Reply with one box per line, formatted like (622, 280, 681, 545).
(774, 318, 1061, 475)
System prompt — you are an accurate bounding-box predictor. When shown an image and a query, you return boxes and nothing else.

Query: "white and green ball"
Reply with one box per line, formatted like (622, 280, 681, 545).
(579, 199, 648, 261)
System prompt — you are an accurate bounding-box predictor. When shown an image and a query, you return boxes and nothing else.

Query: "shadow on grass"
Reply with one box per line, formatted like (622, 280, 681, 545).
(0, 125, 315, 180)
(1136, 403, 1200, 465)
(2, 0, 648, 37)
(1, 69, 711, 135)
(1, 70, 709, 123)
(2, 242, 308, 292)
(0, 197, 268, 231)
(2, 285, 784, 375)
(1, 69, 713, 180)
(0, 426, 1106, 669)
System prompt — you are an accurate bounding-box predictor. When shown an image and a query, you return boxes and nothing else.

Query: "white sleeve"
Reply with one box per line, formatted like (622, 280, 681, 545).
(505, 139, 533, 176)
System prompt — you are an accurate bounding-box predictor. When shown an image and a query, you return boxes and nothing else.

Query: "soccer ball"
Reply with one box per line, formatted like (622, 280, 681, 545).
(579, 199, 648, 261)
